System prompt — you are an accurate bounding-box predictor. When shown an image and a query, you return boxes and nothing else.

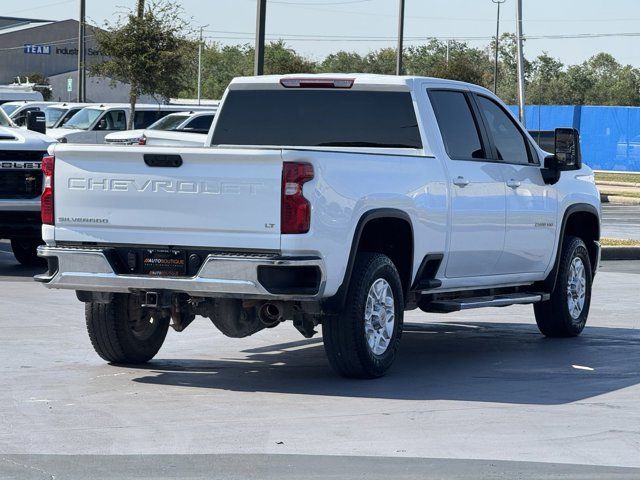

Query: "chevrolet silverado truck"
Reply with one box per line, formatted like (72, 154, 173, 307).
(0, 107, 55, 265)
(35, 75, 601, 378)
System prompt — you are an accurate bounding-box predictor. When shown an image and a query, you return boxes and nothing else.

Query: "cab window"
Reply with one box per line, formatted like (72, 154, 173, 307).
(475, 95, 531, 164)
(134, 110, 172, 129)
(180, 114, 215, 133)
(95, 110, 126, 131)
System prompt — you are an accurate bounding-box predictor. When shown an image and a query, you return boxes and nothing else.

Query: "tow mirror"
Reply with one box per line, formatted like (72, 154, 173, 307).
(542, 127, 582, 185)
(26, 110, 46, 135)
(554, 127, 582, 170)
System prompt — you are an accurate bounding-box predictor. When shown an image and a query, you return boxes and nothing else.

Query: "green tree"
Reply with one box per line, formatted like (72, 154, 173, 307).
(186, 41, 317, 99)
(362, 48, 396, 74)
(320, 51, 366, 73)
(91, 0, 195, 128)
(21, 73, 52, 101)
(528, 52, 568, 105)
(406, 40, 492, 86)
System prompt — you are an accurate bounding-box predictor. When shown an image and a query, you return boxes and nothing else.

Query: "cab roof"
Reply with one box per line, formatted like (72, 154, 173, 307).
(229, 73, 494, 95)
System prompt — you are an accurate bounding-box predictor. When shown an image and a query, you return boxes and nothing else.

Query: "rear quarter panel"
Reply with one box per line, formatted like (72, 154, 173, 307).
(280, 149, 448, 297)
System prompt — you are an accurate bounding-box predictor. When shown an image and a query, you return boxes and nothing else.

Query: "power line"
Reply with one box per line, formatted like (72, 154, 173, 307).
(202, 29, 640, 43)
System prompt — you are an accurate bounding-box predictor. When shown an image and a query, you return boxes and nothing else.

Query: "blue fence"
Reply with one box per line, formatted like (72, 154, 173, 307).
(508, 105, 640, 172)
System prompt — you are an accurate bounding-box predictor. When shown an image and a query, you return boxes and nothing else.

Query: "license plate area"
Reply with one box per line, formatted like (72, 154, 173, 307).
(142, 249, 186, 277)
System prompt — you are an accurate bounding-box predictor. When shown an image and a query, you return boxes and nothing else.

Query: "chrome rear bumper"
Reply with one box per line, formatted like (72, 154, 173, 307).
(35, 246, 326, 301)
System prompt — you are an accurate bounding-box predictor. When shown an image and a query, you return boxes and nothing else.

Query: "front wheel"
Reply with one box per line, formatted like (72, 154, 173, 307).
(322, 252, 404, 378)
(85, 293, 170, 364)
(534, 236, 592, 337)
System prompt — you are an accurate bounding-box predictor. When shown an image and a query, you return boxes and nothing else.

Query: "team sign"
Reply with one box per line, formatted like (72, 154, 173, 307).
(23, 44, 51, 55)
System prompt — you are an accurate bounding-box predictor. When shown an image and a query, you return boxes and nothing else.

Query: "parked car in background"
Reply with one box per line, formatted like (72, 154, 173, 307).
(43, 103, 90, 129)
(46, 104, 212, 144)
(138, 110, 216, 146)
(0, 106, 55, 265)
(1, 101, 55, 127)
(106, 110, 216, 146)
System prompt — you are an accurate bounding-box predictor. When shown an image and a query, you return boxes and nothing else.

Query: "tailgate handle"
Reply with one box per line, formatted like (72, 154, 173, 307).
(144, 154, 183, 168)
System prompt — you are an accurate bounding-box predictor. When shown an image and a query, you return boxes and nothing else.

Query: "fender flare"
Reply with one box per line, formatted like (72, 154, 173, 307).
(539, 203, 600, 292)
(321, 208, 414, 313)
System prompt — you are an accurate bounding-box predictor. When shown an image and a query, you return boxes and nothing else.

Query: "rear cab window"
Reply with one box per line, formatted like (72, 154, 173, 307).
(211, 89, 422, 149)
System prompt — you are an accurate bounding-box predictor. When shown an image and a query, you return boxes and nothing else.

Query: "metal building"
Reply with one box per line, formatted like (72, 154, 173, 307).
(0, 16, 153, 103)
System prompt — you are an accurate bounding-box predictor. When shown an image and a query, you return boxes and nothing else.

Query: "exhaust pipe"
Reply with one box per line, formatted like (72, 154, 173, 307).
(258, 302, 284, 328)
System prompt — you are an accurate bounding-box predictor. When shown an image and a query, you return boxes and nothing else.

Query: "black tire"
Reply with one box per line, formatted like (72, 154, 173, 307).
(10, 239, 45, 267)
(85, 293, 170, 364)
(534, 235, 592, 337)
(322, 252, 404, 378)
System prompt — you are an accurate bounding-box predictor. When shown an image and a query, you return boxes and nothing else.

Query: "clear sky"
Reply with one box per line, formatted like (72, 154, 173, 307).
(8, 0, 640, 66)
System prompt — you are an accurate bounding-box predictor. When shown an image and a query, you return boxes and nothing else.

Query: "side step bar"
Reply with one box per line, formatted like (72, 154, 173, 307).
(427, 292, 550, 313)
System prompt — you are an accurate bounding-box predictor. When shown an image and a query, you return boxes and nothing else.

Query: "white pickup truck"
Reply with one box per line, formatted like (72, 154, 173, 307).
(36, 74, 601, 378)
(0, 107, 56, 265)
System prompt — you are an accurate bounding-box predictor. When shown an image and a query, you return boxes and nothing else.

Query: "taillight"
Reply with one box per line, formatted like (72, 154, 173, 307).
(138, 135, 146, 145)
(41, 155, 55, 225)
(281, 162, 313, 234)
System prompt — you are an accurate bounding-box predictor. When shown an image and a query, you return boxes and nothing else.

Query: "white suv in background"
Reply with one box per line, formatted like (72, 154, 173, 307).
(1, 101, 55, 127)
(105, 110, 217, 145)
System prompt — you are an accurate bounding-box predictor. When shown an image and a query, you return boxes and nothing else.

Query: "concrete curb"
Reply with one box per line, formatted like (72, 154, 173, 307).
(600, 194, 640, 205)
(597, 180, 640, 188)
(601, 246, 640, 260)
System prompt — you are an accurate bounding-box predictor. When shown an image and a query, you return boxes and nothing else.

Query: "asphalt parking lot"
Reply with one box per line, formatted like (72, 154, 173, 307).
(1, 243, 639, 479)
(601, 204, 640, 240)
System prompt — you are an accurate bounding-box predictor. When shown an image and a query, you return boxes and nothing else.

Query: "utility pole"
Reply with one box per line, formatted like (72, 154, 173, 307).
(77, 0, 86, 102)
(446, 39, 450, 66)
(396, 0, 405, 75)
(197, 26, 203, 105)
(515, 0, 526, 125)
(492, 0, 505, 94)
(254, 0, 267, 76)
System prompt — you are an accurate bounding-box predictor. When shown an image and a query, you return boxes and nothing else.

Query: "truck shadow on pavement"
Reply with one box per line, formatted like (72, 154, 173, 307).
(0, 244, 46, 279)
(131, 321, 640, 405)
(0, 261, 45, 279)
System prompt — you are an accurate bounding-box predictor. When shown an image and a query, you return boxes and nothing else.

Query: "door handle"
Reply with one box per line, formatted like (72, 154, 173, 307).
(506, 179, 521, 189)
(453, 176, 469, 187)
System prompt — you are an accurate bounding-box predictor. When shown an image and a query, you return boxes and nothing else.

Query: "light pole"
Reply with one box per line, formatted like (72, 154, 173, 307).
(77, 0, 86, 102)
(197, 26, 205, 105)
(396, 0, 405, 75)
(254, 0, 267, 76)
(492, 0, 505, 94)
(515, 0, 526, 125)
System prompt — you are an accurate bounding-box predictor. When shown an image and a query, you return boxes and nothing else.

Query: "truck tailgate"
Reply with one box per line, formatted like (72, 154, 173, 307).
(52, 145, 282, 251)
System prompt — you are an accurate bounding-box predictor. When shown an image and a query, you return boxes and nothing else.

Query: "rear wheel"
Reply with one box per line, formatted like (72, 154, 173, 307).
(10, 239, 45, 267)
(322, 252, 404, 378)
(85, 293, 170, 364)
(534, 236, 592, 337)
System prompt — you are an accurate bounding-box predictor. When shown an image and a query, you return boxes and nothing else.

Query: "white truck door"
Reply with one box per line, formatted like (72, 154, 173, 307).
(428, 89, 506, 278)
(473, 95, 558, 274)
